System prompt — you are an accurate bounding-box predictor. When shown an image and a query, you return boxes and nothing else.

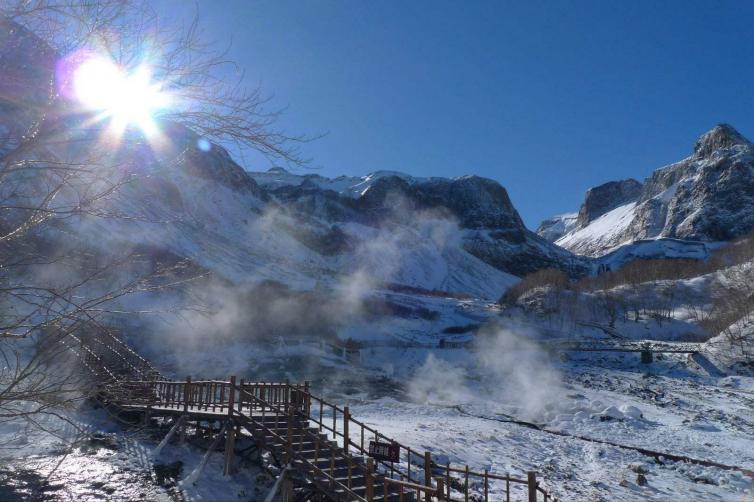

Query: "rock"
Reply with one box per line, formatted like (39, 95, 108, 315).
(537, 213, 578, 241)
(153, 461, 183, 485)
(551, 124, 754, 256)
(619, 405, 643, 420)
(629, 462, 649, 474)
(599, 406, 625, 421)
(693, 123, 751, 159)
(576, 179, 643, 227)
(619, 479, 630, 487)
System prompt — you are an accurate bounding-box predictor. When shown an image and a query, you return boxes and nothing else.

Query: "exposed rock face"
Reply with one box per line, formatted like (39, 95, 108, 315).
(355, 175, 527, 241)
(537, 179, 642, 244)
(415, 176, 526, 235)
(536, 213, 578, 242)
(692, 123, 751, 159)
(576, 179, 643, 227)
(551, 124, 754, 256)
(632, 124, 754, 243)
(257, 171, 587, 278)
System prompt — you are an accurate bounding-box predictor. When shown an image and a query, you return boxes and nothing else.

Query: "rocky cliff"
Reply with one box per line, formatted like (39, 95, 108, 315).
(542, 124, 754, 256)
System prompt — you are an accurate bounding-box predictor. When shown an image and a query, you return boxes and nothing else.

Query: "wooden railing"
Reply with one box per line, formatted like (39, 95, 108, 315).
(67, 324, 560, 502)
(120, 378, 556, 501)
(291, 385, 556, 502)
(84, 365, 558, 502)
(237, 387, 383, 501)
(235, 383, 444, 502)
(70, 329, 161, 383)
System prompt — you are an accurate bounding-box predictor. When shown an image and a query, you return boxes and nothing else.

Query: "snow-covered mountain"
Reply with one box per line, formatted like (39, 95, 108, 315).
(535, 212, 578, 242)
(541, 124, 754, 257)
(84, 150, 589, 301)
(1, 17, 597, 310)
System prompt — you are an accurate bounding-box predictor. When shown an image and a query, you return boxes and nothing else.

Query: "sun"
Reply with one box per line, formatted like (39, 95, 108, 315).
(73, 56, 169, 137)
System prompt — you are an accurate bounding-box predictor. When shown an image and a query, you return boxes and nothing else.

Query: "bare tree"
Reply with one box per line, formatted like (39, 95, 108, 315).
(0, 0, 306, 431)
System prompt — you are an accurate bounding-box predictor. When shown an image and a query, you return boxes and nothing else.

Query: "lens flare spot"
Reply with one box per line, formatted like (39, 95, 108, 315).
(71, 56, 168, 137)
(197, 138, 211, 152)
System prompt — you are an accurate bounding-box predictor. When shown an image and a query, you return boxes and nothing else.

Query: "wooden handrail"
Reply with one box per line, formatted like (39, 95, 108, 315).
(113, 378, 559, 501)
(234, 386, 372, 501)
(292, 386, 557, 501)
(383, 477, 439, 494)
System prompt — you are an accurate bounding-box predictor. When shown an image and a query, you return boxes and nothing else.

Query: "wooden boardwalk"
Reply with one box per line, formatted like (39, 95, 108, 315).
(70, 331, 559, 501)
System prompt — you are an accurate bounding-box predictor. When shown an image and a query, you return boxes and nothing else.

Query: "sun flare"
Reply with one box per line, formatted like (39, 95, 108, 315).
(73, 56, 168, 137)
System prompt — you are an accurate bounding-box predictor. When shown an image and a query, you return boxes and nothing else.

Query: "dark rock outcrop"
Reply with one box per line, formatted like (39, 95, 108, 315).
(693, 123, 751, 159)
(252, 170, 590, 277)
(576, 179, 643, 227)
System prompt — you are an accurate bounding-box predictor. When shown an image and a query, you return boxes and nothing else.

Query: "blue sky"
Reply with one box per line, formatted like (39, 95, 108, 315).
(156, 0, 754, 228)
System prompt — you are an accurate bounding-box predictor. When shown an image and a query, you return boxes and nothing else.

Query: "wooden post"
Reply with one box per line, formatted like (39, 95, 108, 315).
(184, 376, 191, 413)
(180, 418, 187, 444)
(227, 376, 236, 417)
(484, 469, 489, 502)
(281, 472, 294, 502)
(436, 477, 445, 501)
(315, 434, 321, 471)
(144, 381, 153, 426)
(528, 471, 537, 502)
(304, 380, 311, 416)
(329, 444, 336, 488)
(223, 422, 236, 476)
(347, 454, 353, 489)
(446, 463, 451, 501)
(286, 408, 293, 464)
(343, 406, 350, 451)
(238, 378, 244, 412)
(424, 452, 432, 502)
(366, 458, 375, 502)
(465, 465, 470, 502)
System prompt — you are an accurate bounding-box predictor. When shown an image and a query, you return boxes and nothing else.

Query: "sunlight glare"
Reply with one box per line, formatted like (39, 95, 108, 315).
(73, 57, 168, 137)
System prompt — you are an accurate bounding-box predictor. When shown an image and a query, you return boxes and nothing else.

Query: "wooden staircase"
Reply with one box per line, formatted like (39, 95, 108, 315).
(67, 328, 559, 501)
(233, 399, 418, 501)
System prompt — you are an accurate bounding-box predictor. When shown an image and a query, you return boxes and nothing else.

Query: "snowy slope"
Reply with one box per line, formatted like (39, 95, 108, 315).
(75, 157, 521, 299)
(556, 202, 637, 255)
(595, 238, 711, 272)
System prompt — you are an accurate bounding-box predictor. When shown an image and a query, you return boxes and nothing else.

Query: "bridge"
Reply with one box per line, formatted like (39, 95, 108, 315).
(554, 340, 702, 354)
(551, 339, 728, 375)
(65, 329, 560, 501)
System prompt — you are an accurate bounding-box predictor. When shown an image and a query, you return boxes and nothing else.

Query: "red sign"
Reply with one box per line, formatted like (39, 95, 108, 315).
(368, 441, 400, 462)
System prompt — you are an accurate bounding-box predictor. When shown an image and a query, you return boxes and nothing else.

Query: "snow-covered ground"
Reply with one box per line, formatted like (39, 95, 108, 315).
(338, 349, 754, 501)
(2, 323, 753, 501)
(0, 406, 274, 501)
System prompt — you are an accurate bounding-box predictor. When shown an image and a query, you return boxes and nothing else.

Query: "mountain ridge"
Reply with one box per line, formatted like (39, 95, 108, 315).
(540, 124, 754, 257)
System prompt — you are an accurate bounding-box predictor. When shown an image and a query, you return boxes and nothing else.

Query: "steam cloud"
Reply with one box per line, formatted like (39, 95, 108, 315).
(408, 326, 563, 421)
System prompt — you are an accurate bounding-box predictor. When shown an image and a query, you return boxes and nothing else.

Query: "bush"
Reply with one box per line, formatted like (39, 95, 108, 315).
(500, 268, 569, 305)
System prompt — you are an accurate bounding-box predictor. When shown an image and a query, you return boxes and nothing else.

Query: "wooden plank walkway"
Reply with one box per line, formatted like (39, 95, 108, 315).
(68, 331, 559, 501)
